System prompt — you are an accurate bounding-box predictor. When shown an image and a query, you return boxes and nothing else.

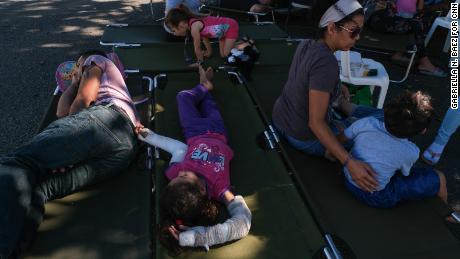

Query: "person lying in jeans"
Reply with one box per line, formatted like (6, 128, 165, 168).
(0, 50, 141, 259)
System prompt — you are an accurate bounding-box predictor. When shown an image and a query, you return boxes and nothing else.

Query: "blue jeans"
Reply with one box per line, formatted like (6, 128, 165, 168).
(276, 105, 384, 156)
(434, 108, 460, 146)
(0, 104, 137, 258)
(345, 167, 440, 208)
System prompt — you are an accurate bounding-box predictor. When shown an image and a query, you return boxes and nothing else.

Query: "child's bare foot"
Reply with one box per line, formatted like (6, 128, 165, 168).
(199, 65, 214, 90)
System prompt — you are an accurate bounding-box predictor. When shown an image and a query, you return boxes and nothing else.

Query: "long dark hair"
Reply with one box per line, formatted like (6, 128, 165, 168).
(312, 0, 364, 38)
(158, 180, 218, 256)
(165, 4, 201, 28)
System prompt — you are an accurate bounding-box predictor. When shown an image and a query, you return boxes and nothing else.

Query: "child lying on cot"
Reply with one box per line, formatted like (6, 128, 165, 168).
(339, 91, 460, 237)
(165, 5, 239, 66)
(138, 65, 251, 254)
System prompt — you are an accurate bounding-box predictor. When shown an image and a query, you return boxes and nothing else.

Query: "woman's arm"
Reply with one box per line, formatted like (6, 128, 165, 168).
(56, 82, 79, 118)
(56, 67, 83, 118)
(138, 128, 188, 163)
(69, 65, 102, 115)
(309, 89, 378, 192)
(178, 191, 252, 250)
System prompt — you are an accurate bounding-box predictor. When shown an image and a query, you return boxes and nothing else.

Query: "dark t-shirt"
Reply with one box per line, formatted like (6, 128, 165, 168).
(272, 39, 341, 141)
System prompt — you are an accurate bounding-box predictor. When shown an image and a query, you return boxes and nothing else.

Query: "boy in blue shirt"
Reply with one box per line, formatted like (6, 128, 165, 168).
(339, 91, 447, 208)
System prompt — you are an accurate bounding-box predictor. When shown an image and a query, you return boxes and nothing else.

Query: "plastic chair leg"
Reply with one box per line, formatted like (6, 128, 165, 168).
(443, 34, 451, 53)
(425, 21, 439, 46)
(376, 84, 388, 109)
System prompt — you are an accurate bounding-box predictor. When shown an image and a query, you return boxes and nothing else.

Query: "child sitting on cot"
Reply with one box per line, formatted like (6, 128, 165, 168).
(138, 65, 251, 255)
(339, 91, 453, 209)
(165, 5, 239, 66)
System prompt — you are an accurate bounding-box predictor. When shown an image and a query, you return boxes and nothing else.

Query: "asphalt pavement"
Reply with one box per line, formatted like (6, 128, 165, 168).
(0, 0, 163, 154)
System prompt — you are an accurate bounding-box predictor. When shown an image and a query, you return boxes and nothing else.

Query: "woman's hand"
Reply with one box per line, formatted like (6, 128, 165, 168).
(341, 84, 351, 102)
(347, 159, 378, 192)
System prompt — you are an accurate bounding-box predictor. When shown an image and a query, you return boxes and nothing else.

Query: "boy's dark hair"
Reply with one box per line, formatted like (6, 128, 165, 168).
(78, 49, 107, 59)
(384, 91, 433, 138)
(312, 0, 364, 38)
(158, 180, 218, 255)
(165, 4, 200, 28)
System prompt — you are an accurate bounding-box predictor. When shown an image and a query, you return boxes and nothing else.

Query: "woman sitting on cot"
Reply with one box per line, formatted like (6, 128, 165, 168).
(166, 5, 239, 66)
(272, 0, 383, 193)
(138, 65, 251, 255)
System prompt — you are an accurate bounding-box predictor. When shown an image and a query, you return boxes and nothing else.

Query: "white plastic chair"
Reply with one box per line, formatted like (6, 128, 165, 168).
(425, 0, 459, 53)
(335, 50, 390, 109)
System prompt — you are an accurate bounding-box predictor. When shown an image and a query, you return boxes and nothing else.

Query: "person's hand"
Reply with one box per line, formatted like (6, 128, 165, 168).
(203, 49, 212, 58)
(341, 84, 351, 102)
(134, 123, 144, 135)
(71, 67, 81, 86)
(346, 159, 378, 193)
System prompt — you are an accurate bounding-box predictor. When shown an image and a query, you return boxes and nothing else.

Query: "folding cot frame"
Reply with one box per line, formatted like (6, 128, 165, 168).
(148, 0, 276, 24)
(22, 18, 458, 257)
(151, 71, 342, 259)
(236, 65, 460, 258)
(24, 76, 155, 259)
(99, 22, 418, 85)
(107, 37, 356, 258)
(99, 23, 289, 47)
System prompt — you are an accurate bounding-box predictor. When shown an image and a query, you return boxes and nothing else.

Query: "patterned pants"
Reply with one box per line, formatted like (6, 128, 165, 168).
(368, 9, 434, 58)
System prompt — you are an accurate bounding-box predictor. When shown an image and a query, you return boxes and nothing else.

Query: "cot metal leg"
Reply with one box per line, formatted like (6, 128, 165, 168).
(325, 234, 343, 259)
(452, 211, 460, 223)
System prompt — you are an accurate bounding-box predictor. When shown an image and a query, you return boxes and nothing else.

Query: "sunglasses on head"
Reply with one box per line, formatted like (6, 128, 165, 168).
(338, 25, 362, 38)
